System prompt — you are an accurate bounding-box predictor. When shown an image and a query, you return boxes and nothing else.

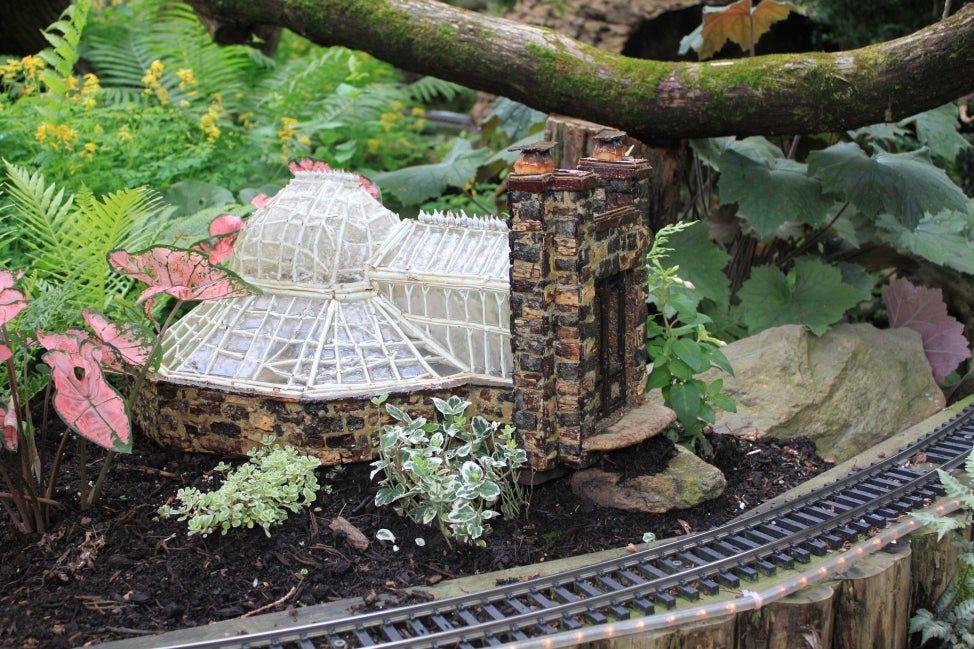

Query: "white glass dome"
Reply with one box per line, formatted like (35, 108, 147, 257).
(155, 169, 512, 399)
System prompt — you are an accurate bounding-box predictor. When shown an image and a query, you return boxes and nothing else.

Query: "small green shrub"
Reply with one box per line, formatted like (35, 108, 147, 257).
(645, 222, 736, 457)
(158, 438, 324, 537)
(369, 395, 528, 547)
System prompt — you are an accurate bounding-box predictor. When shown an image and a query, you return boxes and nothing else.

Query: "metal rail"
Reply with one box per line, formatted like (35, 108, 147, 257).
(148, 405, 974, 649)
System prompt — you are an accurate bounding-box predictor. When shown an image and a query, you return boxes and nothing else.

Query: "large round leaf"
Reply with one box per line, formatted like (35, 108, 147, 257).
(807, 142, 967, 228)
(717, 147, 832, 239)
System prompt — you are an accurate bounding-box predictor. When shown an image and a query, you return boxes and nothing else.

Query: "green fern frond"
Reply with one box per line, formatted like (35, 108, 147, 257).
(258, 49, 399, 120)
(67, 186, 168, 310)
(405, 76, 467, 105)
(964, 448, 974, 478)
(84, 0, 268, 110)
(954, 598, 974, 627)
(939, 468, 974, 511)
(39, 0, 91, 92)
(1, 160, 76, 277)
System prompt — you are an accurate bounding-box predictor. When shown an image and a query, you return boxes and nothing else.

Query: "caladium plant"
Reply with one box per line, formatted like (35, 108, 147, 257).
(0, 216, 256, 533)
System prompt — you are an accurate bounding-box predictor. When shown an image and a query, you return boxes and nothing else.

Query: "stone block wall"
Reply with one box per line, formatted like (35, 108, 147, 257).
(508, 157, 651, 471)
(134, 382, 514, 464)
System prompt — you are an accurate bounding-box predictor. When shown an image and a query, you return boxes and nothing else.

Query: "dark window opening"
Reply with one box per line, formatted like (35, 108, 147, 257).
(597, 272, 628, 418)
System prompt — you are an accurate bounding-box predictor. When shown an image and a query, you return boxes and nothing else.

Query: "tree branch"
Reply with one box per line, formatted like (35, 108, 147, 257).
(187, 0, 974, 140)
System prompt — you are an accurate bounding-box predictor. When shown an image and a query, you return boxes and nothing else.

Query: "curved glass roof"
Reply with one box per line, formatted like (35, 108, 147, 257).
(156, 169, 512, 399)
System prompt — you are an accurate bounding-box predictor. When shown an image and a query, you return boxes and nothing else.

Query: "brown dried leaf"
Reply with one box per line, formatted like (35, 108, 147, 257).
(329, 516, 370, 551)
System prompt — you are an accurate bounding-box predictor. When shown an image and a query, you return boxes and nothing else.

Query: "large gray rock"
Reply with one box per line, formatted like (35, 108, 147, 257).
(571, 445, 726, 513)
(700, 323, 945, 463)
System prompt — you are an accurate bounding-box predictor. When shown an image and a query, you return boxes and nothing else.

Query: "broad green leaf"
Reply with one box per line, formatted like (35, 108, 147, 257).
(737, 257, 863, 336)
(689, 0, 800, 59)
(707, 347, 734, 375)
(160, 180, 236, 217)
(836, 262, 876, 302)
(717, 148, 832, 239)
(847, 122, 911, 145)
(672, 338, 707, 373)
(646, 366, 672, 390)
(807, 142, 968, 228)
(901, 103, 970, 163)
(689, 137, 736, 169)
(878, 210, 974, 275)
(372, 139, 490, 207)
(668, 381, 702, 428)
(482, 97, 547, 142)
(662, 221, 731, 309)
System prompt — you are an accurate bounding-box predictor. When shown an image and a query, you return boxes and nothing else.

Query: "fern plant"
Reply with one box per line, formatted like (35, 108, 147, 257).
(911, 450, 974, 647)
(0, 161, 169, 319)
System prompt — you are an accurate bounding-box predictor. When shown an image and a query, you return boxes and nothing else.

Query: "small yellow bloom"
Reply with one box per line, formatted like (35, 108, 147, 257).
(277, 117, 298, 143)
(117, 128, 135, 143)
(199, 102, 223, 142)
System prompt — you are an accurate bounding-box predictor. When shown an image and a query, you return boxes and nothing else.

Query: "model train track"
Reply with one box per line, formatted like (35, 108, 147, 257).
(154, 405, 974, 649)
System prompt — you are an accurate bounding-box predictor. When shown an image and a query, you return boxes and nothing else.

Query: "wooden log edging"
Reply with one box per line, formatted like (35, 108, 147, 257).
(503, 501, 965, 649)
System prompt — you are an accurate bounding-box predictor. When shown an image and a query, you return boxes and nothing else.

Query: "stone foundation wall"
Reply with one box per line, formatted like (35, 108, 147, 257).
(134, 381, 514, 465)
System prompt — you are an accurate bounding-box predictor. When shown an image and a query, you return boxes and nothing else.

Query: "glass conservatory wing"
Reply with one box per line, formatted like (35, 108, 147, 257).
(230, 171, 400, 290)
(367, 212, 512, 379)
(156, 290, 473, 399)
(372, 282, 511, 378)
(369, 212, 510, 286)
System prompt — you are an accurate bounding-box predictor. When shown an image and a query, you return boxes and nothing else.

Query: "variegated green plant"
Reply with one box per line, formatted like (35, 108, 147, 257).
(369, 395, 527, 547)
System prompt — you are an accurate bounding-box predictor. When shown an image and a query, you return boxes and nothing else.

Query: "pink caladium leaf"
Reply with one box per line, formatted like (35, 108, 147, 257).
(882, 278, 972, 384)
(0, 344, 11, 364)
(192, 215, 246, 265)
(36, 328, 91, 355)
(287, 158, 380, 200)
(0, 269, 27, 327)
(1, 397, 15, 451)
(43, 348, 131, 452)
(250, 193, 270, 208)
(289, 158, 332, 174)
(108, 246, 257, 305)
(82, 309, 152, 369)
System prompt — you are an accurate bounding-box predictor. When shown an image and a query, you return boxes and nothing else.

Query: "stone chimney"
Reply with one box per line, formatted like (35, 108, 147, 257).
(508, 144, 652, 471)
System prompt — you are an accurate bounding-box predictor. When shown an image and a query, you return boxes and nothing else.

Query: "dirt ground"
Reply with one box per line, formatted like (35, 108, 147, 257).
(0, 429, 830, 648)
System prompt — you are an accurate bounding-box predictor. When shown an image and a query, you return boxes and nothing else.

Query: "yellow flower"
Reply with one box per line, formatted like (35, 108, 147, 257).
(35, 123, 77, 150)
(117, 128, 134, 143)
(176, 68, 197, 89)
(20, 55, 44, 80)
(199, 102, 223, 142)
(277, 117, 298, 143)
(142, 60, 169, 105)
(367, 138, 380, 155)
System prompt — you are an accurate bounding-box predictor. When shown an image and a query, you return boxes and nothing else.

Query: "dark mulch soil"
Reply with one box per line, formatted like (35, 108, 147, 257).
(1, 430, 831, 648)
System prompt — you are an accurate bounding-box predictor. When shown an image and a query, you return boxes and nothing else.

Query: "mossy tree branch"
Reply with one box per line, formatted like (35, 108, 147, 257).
(186, 0, 974, 140)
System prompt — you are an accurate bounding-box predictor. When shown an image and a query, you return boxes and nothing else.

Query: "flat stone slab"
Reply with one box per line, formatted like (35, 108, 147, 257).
(572, 445, 726, 513)
(583, 401, 676, 452)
